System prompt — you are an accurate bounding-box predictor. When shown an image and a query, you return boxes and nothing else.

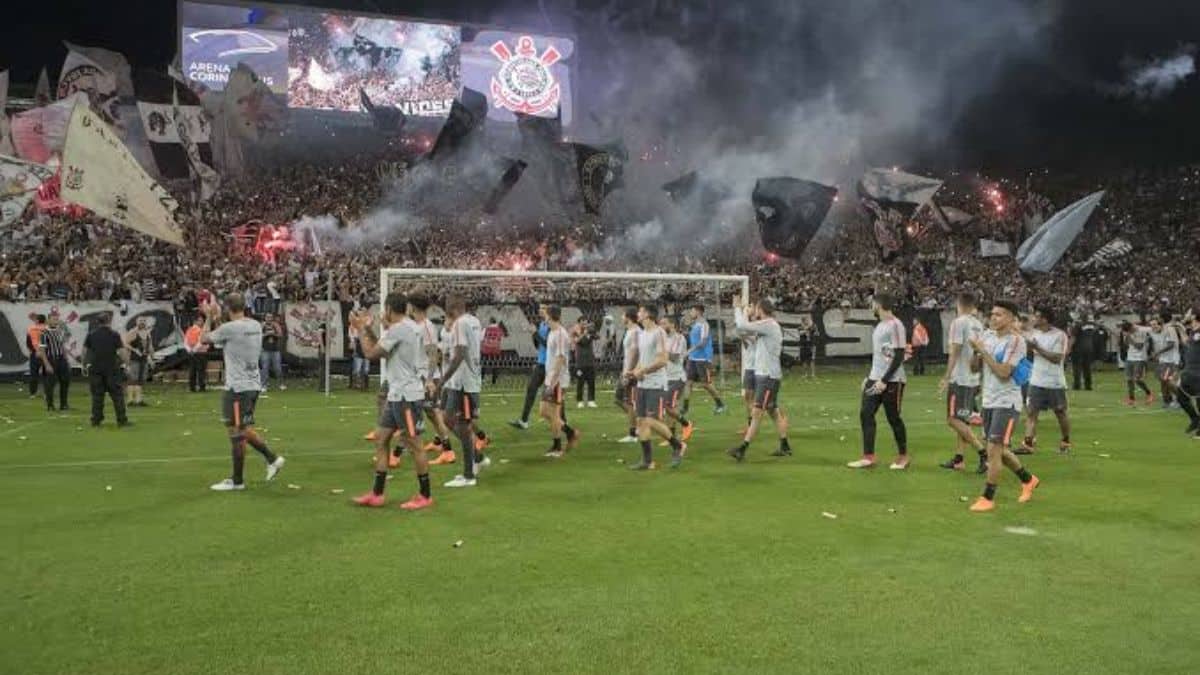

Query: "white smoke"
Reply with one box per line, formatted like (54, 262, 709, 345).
(1106, 45, 1197, 100)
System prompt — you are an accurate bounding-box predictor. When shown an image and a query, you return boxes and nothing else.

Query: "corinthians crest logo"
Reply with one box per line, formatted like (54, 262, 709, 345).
(490, 36, 561, 115)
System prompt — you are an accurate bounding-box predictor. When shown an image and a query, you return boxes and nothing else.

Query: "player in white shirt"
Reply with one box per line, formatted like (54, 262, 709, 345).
(439, 296, 495, 486)
(966, 300, 1040, 512)
(353, 293, 433, 510)
(659, 316, 696, 444)
(628, 305, 688, 470)
(727, 297, 791, 461)
(1149, 314, 1182, 409)
(938, 292, 988, 474)
(1019, 306, 1072, 455)
(409, 312, 455, 468)
(538, 305, 581, 459)
(848, 294, 910, 470)
(615, 308, 641, 443)
(738, 316, 759, 433)
(1120, 321, 1154, 405)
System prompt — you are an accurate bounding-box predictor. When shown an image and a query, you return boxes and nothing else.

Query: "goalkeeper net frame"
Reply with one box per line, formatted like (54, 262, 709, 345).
(378, 268, 750, 389)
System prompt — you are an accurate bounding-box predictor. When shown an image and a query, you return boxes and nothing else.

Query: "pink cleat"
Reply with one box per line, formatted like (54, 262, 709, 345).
(400, 494, 434, 511)
(353, 493, 385, 508)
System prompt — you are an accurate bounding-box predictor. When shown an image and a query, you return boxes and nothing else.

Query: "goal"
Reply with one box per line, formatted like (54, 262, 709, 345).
(378, 269, 750, 390)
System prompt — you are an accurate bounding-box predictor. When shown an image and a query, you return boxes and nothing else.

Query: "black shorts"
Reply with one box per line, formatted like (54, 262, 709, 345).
(982, 407, 1019, 445)
(222, 390, 259, 429)
(1124, 361, 1147, 380)
(1027, 385, 1068, 412)
(636, 387, 667, 419)
(753, 376, 781, 411)
(444, 389, 480, 421)
(946, 385, 977, 422)
(542, 384, 566, 406)
(686, 360, 711, 384)
(667, 380, 685, 411)
(742, 370, 756, 392)
(379, 400, 422, 436)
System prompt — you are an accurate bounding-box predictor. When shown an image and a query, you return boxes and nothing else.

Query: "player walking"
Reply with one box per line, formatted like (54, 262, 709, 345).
(967, 300, 1040, 512)
(727, 297, 791, 461)
(353, 293, 433, 510)
(539, 306, 580, 459)
(1149, 315, 1181, 409)
(615, 308, 641, 443)
(1120, 320, 1154, 405)
(660, 316, 695, 444)
(1175, 310, 1200, 437)
(203, 294, 286, 492)
(1018, 307, 1071, 455)
(939, 292, 988, 473)
(510, 305, 550, 430)
(629, 306, 687, 470)
(848, 294, 910, 470)
(682, 305, 726, 415)
(441, 296, 493, 487)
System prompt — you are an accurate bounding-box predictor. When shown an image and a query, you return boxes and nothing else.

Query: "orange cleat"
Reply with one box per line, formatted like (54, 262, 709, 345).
(364, 430, 378, 441)
(430, 450, 457, 465)
(681, 422, 695, 442)
(422, 440, 442, 452)
(353, 493, 385, 507)
(400, 494, 434, 511)
(1018, 475, 1040, 503)
(474, 434, 491, 452)
(388, 454, 401, 469)
(969, 497, 995, 512)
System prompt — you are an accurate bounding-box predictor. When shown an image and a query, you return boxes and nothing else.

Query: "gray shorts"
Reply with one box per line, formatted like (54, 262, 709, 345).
(636, 387, 667, 420)
(686, 360, 711, 384)
(946, 385, 977, 422)
(444, 389, 480, 421)
(742, 370, 756, 392)
(128, 360, 148, 384)
(1125, 360, 1147, 380)
(667, 380, 685, 411)
(1027, 385, 1067, 413)
(982, 407, 1020, 445)
(753, 375, 781, 411)
(1156, 362, 1179, 381)
(378, 400, 422, 436)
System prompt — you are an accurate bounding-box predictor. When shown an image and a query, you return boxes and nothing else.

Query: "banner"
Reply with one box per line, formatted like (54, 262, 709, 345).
(0, 302, 180, 373)
(858, 168, 943, 259)
(1016, 190, 1104, 273)
(57, 42, 131, 128)
(752, 177, 838, 258)
(0, 155, 56, 227)
(482, 158, 527, 214)
(573, 143, 623, 214)
(60, 104, 183, 245)
(9, 93, 87, 163)
(172, 87, 221, 201)
(1074, 237, 1132, 271)
(428, 88, 487, 160)
(134, 70, 214, 180)
(978, 238, 1011, 257)
(359, 88, 406, 134)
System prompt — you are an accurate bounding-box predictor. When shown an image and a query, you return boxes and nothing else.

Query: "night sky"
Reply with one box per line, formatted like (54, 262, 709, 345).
(3, 0, 1197, 168)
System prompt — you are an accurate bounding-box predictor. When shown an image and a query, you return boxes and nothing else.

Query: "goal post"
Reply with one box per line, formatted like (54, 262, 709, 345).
(377, 269, 750, 391)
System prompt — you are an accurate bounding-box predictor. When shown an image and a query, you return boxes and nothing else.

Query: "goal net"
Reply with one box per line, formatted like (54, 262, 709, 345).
(378, 269, 750, 391)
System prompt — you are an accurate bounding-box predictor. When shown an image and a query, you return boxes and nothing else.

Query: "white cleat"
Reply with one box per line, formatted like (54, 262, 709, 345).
(617, 435, 639, 444)
(889, 457, 910, 471)
(444, 475, 477, 488)
(577, 402, 585, 408)
(278, 384, 287, 391)
(210, 479, 246, 492)
(587, 401, 598, 408)
(846, 457, 876, 469)
(266, 456, 286, 481)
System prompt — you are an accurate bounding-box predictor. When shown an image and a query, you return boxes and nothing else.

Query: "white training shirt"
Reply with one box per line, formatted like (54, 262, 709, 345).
(666, 331, 687, 382)
(447, 313, 483, 394)
(636, 325, 669, 390)
(543, 324, 572, 389)
(868, 317, 907, 383)
(415, 318, 436, 380)
(378, 317, 425, 402)
(622, 324, 641, 374)
(1153, 328, 1180, 365)
(207, 317, 263, 393)
(981, 331, 1026, 410)
(1029, 327, 1068, 389)
(735, 309, 783, 379)
(948, 314, 984, 387)
(1125, 326, 1151, 362)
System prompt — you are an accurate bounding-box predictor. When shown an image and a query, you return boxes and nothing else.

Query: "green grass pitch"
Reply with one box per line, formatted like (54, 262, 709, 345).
(1, 368, 1198, 674)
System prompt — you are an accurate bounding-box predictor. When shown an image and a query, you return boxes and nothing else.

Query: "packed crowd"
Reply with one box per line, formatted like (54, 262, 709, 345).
(2, 155, 1197, 319)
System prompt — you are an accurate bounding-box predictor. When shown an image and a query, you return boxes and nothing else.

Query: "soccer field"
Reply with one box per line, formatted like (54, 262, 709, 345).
(1, 369, 1198, 674)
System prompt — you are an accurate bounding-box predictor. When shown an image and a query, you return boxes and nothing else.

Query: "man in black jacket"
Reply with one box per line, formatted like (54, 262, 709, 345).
(573, 316, 597, 407)
(84, 313, 130, 427)
(1070, 315, 1098, 391)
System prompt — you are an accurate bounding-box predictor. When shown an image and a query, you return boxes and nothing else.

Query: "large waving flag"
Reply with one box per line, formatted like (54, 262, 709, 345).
(9, 93, 88, 163)
(1016, 191, 1104, 273)
(752, 177, 838, 258)
(135, 70, 214, 180)
(0, 155, 56, 227)
(60, 104, 183, 245)
(858, 168, 943, 258)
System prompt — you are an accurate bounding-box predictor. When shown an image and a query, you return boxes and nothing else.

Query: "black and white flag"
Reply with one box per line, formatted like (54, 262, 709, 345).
(134, 70, 213, 180)
(1074, 237, 1132, 271)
